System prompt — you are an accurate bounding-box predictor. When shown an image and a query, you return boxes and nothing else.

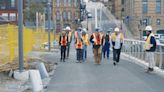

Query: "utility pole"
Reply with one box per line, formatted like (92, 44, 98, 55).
(47, 0, 51, 51)
(18, 0, 24, 72)
(95, 7, 98, 28)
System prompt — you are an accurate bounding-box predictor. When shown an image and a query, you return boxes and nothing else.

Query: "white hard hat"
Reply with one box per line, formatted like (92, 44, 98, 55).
(65, 26, 71, 30)
(83, 28, 87, 32)
(114, 27, 120, 32)
(145, 25, 152, 31)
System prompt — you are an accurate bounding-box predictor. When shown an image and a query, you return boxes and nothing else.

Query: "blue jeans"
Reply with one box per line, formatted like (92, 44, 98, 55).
(83, 45, 87, 61)
(103, 46, 110, 60)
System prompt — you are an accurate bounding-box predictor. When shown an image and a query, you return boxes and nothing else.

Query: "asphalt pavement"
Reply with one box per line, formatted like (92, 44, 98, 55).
(46, 45, 164, 92)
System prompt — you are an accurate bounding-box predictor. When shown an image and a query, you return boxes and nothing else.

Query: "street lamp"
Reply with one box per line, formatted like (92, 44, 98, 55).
(80, 1, 86, 22)
(86, 12, 92, 30)
(47, 0, 51, 51)
(18, 0, 24, 72)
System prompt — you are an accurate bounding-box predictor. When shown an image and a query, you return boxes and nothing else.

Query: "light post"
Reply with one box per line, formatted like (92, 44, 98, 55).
(47, 0, 51, 51)
(86, 12, 92, 30)
(18, 0, 24, 72)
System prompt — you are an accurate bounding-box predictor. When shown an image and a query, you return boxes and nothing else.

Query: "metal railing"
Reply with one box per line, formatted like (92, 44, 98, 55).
(122, 39, 164, 69)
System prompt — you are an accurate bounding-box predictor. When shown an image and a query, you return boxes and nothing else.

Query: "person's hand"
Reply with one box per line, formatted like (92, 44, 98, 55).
(112, 46, 114, 50)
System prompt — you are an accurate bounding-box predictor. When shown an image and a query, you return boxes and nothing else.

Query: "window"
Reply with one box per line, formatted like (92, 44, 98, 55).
(64, 0, 67, 7)
(56, 11, 60, 20)
(56, 0, 60, 7)
(2, 13, 8, 20)
(63, 10, 67, 20)
(68, 0, 72, 7)
(143, 19, 148, 26)
(74, 0, 77, 7)
(9, 13, 16, 21)
(0, 0, 6, 9)
(121, 0, 125, 5)
(11, 0, 15, 8)
(68, 11, 72, 20)
(156, 19, 160, 25)
(142, 0, 148, 14)
(156, 0, 161, 13)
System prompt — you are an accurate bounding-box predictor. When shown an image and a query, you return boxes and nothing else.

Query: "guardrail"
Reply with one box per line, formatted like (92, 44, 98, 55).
(122, 39, 164, 69)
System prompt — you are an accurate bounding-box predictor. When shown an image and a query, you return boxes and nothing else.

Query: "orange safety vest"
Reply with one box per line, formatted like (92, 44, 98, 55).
(93, 33, 103, 45)
(60, 36, 67, 46)
(76, 39, 83, 49)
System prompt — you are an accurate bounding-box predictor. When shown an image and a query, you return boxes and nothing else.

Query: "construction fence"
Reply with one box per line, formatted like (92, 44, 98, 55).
(0, 24, 56, 67)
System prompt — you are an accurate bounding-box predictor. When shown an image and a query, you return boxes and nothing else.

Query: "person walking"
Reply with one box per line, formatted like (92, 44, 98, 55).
(111, 27, 124, 66)
(144, 25, 156, 72)
(75, 33, 83, 63)
(103, 30, 111, 60)
(65, 26, 72, 59)
(90, 28, 104, 65)
(82, 28, 89, 62)
(59, 30, 68, 62)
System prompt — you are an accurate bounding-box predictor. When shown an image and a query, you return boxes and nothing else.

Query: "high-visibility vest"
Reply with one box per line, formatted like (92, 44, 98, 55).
(75, 31, 78, 38)
(144, 33, 154, 50)
(60, 36, 67, 46)
(82, 34, 89, 45)
(111, 33, 124, 42)
(76, 39, 83, 49)
(68, 31, 72, 42)
(92, 33, 103, 45)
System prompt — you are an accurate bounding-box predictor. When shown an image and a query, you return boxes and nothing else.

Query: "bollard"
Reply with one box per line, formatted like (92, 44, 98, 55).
(36, 62, 49, 79)
(29, 70, 43, 92)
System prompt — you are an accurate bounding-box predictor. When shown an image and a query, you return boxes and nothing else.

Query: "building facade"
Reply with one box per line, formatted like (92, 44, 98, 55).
(111, 0, 164, 38)
(52, 0, 81, 32)
(0, 0, 26, 24)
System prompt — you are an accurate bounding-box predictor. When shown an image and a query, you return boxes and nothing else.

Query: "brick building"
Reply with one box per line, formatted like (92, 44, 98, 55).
(52, 0, 81, 32)
(111, 0, 164, 38)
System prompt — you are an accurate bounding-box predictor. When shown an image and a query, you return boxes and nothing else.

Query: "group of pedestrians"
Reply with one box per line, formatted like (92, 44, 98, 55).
(59, 26, 125, 66)
(59, 25, 157, 73)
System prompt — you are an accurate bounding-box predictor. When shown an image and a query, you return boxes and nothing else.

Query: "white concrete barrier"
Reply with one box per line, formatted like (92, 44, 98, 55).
(36, 62, 49, 79)
(14, 70, 29, 81)
(29, 70, 43, 92)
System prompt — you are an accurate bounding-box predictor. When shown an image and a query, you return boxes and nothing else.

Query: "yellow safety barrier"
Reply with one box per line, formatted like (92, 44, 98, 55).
(0, 24, 54, 66)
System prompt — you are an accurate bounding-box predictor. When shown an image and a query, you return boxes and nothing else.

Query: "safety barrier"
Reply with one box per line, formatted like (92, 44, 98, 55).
(122, 39, 164, 69)
(0, 24, 54, 66)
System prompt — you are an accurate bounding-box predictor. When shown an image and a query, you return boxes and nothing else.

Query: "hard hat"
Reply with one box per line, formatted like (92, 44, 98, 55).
(145, 25, 152, 31)
(114, 27, 120, 32)
(95, 27, 100, 32)
(65, 26, 71, 30)
(83, 28, 87, 32)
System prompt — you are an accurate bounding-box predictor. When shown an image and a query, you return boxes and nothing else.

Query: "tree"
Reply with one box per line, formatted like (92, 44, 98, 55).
(24, 0, 45, 22)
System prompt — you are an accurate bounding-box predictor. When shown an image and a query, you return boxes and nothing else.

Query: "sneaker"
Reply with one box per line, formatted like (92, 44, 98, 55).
(145, 67, 151, 73)
(113, 62, 116, 66)
(63, 60, 65, 62)
(150, 68, 154, 72)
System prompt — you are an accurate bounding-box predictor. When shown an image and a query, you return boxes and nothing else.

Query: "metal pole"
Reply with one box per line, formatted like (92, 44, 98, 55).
(100, 4, 102, 28)
(18, 0, 24, 72)
(95, 7, 97, 28)
(47, 0, 51, 51)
